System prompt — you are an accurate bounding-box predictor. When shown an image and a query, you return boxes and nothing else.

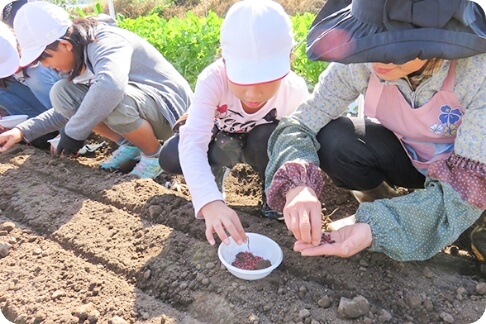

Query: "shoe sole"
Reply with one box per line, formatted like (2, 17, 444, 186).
(100, 156, 141, 171)
(260, 213, 285, 221)
(129, 169, 163, 179)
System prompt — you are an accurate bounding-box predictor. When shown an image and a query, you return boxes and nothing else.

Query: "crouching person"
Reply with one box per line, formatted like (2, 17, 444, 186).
(0, 1, 192, 179)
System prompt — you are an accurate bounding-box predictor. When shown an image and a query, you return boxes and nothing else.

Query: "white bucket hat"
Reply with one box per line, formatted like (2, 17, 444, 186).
(220, 0, 294, 85)
(0, 21, 19, 78)
(13, 0, 71, 67)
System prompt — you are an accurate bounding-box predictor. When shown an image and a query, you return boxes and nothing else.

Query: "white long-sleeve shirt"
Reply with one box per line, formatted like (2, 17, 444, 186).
(179, 58, 309, 217)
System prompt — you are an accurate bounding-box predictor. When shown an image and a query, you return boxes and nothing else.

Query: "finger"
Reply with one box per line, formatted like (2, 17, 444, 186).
(294, 240, 314, 251)
(235, 221, 247, 244)
(299, 209, 312, 244)
(283, 207, 292, 234)
(300, 242, 344, 257)
(0, 138, 10, 152)
(205, 226, 216, 246)
(222, 220, 244, 245)
(213, 223, 230, 245)
(0, 137, 16, 152)
(310, 207, 323, 246)
(289, 210, 302, 241)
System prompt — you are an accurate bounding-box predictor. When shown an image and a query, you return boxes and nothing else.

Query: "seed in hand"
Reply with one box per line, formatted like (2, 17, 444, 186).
(320, 233, 335, 245)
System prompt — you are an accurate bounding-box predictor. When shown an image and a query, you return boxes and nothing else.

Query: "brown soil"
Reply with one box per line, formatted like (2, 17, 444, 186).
(1, 2, 486, 322)
(0, 139, 485, 324)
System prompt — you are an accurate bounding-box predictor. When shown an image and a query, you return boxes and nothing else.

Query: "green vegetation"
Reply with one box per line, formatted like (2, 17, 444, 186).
(118, 11, 327, 88)
(119, 12, 222, 87)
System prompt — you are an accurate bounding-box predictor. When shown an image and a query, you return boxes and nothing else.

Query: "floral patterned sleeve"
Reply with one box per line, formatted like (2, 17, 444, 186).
(264, 117, 323, 211)
(265, 63, 369, 210)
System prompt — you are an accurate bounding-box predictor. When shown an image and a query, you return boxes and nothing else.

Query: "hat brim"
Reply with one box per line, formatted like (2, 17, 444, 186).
(18, 44, 46, 67)
(225, 56, 290, 85)
(0, 52, 18, 78)
(0, 21, 19, 77)
(307, 0, 486, 63)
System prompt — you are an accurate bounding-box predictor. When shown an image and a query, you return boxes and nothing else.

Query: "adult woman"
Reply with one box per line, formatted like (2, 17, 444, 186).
(265, 0, 486, 262)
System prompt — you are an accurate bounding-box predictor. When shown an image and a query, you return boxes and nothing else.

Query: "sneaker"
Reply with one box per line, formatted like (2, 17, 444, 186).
(100, 145, 141, 170)
(261, 202, 284, 221)
(129, 155, 163, 179)
(212, 166, 230, 197)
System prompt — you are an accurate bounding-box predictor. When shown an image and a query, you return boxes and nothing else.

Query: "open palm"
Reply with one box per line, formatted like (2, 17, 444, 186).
(293, 223, 373, 258)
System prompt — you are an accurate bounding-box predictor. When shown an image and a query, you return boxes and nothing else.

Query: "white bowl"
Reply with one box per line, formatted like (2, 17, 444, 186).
(0, 115, 28, 128)
(218, 232, 283, 280)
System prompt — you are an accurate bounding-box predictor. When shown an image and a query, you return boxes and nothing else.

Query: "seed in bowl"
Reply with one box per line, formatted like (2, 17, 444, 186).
(231, 251, 271, 270)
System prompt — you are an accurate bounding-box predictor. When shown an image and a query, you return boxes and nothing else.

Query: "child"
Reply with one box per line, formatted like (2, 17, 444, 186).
(0, 1, 192, 179)
(159, 0, 309, 246)
(1, 0, 60, 115)
(0, 20, 59, 148)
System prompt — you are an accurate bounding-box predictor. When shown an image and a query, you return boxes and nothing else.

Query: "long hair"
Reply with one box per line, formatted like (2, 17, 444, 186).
(408, 58, 444, 90)
(35, 17, 99, 81)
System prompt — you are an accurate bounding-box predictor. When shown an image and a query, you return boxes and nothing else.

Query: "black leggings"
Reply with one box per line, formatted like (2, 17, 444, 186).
(317, 117, 425, 191)
(159, 122, 278, 176)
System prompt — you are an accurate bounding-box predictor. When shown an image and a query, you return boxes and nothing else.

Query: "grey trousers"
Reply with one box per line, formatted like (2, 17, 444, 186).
(50, 79, 173, 140)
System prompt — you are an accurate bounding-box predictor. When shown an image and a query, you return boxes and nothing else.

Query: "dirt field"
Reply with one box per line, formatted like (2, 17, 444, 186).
(0, 141, 485, 324)
(1, 1, 485, 322)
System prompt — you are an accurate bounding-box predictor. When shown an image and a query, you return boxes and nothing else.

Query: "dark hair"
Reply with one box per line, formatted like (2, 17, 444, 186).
(407, 58, 444, 90)
(0, 78, 11, 89)
(35, 17, 99, 81)
(1, 0, 27, 27)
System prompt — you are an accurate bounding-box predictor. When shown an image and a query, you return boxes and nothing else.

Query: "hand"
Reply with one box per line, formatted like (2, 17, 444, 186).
(56, 128, 85, 156)
(283, 186, 322, 246)
(294, 222, 373, 258)
(0, 128, 23, 153)
(201, 200, 247, 246)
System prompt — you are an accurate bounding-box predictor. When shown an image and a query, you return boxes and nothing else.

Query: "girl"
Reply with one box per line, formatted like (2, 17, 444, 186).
(159, 0, 309, 246)
(265, 0, 486, 263)
(0, 1, 192, 179)
(0, 20, 59, 148)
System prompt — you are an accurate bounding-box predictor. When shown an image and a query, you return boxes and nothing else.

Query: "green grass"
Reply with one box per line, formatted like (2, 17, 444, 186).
(118, 11, 327, 88)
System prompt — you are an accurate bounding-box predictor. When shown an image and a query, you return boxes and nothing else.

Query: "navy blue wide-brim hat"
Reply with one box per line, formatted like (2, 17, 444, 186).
(307, 0, 486, 64)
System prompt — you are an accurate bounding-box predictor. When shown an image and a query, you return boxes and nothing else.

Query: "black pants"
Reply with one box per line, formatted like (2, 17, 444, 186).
(23, 131, 59, 150)
(317, 117, 425, 191)
(159, 122, 278, 177)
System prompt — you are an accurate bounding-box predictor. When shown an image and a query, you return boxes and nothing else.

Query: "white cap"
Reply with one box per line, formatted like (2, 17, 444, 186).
(220, 0, 294, 85)
(13, 1, 71, 67)
(0, 21, 19, 78)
